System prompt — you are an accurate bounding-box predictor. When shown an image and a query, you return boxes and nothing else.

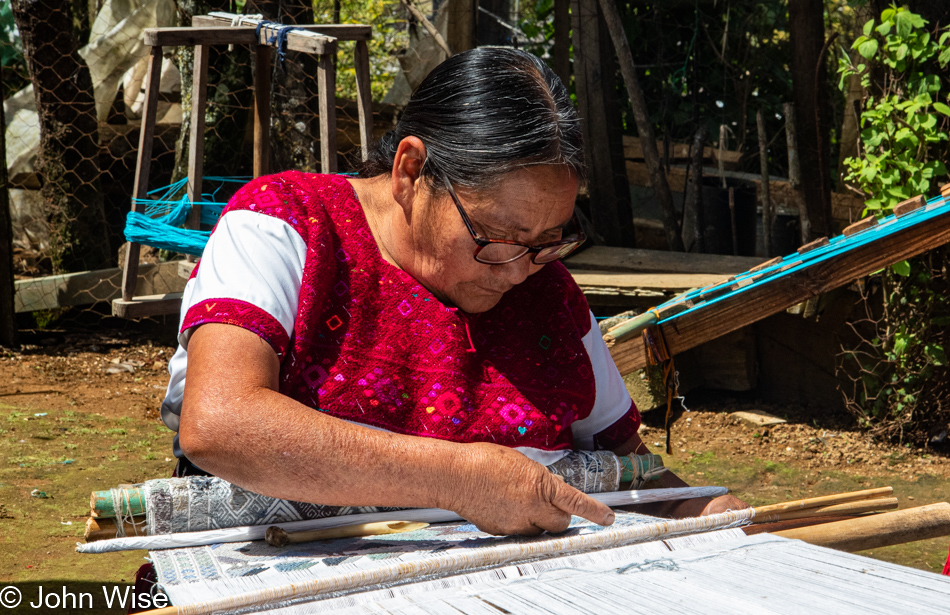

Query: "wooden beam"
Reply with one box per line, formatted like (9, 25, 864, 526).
(253, 45, 271, 178)
(186, 43, 209, 231)
(318, 43, 339, 173)
(17, 262, 186, 313)
(143, 27, 333, 55)
(193, 14, 371, 41)
(112, 293, 184, 319)
(564, 246, 764, 275)
(353, 40, 373, 162)
(609, 203, 950, 375)
(121, 46, 163, 302)
(571, 270, 728, 294)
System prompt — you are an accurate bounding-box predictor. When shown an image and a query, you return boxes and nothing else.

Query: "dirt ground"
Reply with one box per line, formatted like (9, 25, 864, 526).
(0, 319, 948, 598)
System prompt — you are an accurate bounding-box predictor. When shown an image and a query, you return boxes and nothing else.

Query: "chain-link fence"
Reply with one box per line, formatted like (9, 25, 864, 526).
(2, 0, 420, 337)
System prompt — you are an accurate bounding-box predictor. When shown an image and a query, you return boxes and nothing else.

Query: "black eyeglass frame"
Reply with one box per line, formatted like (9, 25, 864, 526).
(439, 172, 587, 265)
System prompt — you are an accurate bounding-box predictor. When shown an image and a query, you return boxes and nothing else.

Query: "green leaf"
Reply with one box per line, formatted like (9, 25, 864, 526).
(858, 38, 879, 59)
(940, 47, 950, 66)
(934, 102, 950, 116)
(864, 19, 876, 36)
(896, 10, 914, 38)
(892, 260, 912, 277)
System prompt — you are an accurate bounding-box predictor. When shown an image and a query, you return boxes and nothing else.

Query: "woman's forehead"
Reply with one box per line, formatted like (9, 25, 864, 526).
(464, 166, 578, 227)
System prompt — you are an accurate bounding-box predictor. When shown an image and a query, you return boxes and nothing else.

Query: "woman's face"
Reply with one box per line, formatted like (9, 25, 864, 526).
(408, 165, 580, 313)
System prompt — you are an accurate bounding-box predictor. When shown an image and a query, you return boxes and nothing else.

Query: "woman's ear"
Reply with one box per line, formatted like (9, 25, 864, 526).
(391, 136, 428, 218)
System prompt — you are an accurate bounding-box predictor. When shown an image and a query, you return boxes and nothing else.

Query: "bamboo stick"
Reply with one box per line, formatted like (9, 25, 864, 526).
(265, 520, 428, 547)
(752, 487, 892, 516)
(774, 502, 950, 552)
(85, 516, 147, 542)
(752, 497, 898, 523)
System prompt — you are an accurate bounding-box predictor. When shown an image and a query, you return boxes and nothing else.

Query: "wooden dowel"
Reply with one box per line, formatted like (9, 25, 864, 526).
(743, 514, 857, 536)
(265, 520, 428, 548)
(85, 516, 147, 542)
(753, 486, 893, 516)
(753, 497, 898, 524)
(774, 502, 950, 552)
(603, 311, 658, 347)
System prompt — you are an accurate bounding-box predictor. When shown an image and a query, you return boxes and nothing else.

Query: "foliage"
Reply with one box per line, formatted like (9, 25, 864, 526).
(838, 5, 950, 214)
(835, 6, 950, 442)
(312, 0, 408, 102)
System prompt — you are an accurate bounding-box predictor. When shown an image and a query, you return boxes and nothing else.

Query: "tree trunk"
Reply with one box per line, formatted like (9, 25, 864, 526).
(173, 0, 254, 186)
(597, 0, 681, 251)
(682, 125, 707, 253)
(571, 0, 634, 248)
(552, 0, 570, 87)
(0, 65, 17, 347)
(446, 0, 476, 53)
(247, 0, 327, 173)
(11, 0, 111, 273)
(788, 0, 833, 240)
(477, 0, 512, 46)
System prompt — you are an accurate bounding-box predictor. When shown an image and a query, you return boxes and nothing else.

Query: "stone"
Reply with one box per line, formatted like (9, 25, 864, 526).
(729, 410, 787, 429)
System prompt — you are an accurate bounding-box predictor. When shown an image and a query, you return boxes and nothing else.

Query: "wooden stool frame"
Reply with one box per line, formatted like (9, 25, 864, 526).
(113, 15, 373, 319)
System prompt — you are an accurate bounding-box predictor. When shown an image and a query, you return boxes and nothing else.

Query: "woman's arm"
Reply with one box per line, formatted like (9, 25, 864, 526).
(610, 432, 748, 517)
(179, 323, 615, 536)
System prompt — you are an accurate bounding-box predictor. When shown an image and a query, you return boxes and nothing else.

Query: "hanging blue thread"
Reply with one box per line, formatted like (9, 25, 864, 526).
(123, 176, 249, 256)
(254, 20, 306, 70)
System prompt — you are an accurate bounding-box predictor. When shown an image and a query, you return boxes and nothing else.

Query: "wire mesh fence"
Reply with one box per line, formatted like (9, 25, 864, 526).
(2, 0, 413, 335)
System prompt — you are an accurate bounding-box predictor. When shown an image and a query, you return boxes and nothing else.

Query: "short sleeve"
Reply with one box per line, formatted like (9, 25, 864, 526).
(178, 207, 308, 358)
(572, 311, 641, 450)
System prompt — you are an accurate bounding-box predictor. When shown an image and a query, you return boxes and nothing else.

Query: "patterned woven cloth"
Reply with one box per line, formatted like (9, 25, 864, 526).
(143, 450, 636, 535)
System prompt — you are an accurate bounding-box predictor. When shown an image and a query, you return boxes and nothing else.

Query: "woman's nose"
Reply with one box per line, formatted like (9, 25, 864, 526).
(492, 254, 534, 286)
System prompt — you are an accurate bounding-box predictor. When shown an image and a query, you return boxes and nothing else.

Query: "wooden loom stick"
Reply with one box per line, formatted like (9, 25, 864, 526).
(751, 486, 893, 516)
(752, 497, 898, 524)
(138, 508, 754, 615)
(265, 521, 428, 547)
(774, 502, 950, 552)
(609, 198, 950, 376)
(77, 486, 730, 553)
(85, 516, 147, 541)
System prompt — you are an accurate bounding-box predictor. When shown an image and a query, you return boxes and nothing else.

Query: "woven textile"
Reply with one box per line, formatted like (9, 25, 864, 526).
(176, 172, 640, 457)
(547, 450, 621, 493)
(149, 511, 673, 606)
(145, 477, 397, 535)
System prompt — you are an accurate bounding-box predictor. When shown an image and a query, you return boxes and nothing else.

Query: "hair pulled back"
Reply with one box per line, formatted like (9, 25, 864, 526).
(361, 47, 585, 191)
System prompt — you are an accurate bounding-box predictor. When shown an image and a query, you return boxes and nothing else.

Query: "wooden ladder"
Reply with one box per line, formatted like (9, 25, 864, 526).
(113, 16, 374, 319)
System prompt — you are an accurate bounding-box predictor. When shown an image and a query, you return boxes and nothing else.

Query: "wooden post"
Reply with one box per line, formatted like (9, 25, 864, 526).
(775, 503, 950, 552)
(571, 0, 634, 247)
(684, 125, 707, 253)
(0, 62, 15, 347)
(596, 0, 680, 251)
(446, 0, 475, 54)
(728, 187, 738, 256)
(187, 44, 209, 230)
(354, 40, 374, 161)
(253, 45, 271, 178)
(318, 42, 339, 173)
(121, 46, 163, 302)
(784, 102, 809, 244)
(552, 0, 570, 87)
(757, 109, 772, 257)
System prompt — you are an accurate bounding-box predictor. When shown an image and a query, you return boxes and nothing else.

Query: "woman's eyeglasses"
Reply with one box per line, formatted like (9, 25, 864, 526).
(440, 173, 586, 265)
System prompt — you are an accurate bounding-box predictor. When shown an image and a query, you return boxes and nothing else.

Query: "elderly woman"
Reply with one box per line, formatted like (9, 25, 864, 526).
(160, 47, 744, 536)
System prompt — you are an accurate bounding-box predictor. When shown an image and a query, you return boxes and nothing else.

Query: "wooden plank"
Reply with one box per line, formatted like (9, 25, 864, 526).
(318, 44, 339, 173)
(563, 246, 764, 275)
(622, 135, 742, 167)
(570, 270, 728, 293)
(194, 14, 371, 41)
(112, 293, 184, 319)
(842, 215, 877, 237)
(16, 262, 186, 313)
(186, 44, 209, 231)
(144, 27, 333, 55)
(609, 202, 950, 375)
(353, 40, 373, 162)
(894, 195, 925, 217)
(178, 260, 197, 279)
(253, 45, 271, 178)
(121, 46, 163, 302)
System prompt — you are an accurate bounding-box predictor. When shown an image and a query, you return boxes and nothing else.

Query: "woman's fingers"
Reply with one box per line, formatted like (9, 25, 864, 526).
(548, 477, 615, 528)
(700, 494, 750, 516)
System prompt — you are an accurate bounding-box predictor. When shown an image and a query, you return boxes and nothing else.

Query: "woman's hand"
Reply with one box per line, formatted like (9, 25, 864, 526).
(700, 494, 749, 516)
(441, 443, 615, 535)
